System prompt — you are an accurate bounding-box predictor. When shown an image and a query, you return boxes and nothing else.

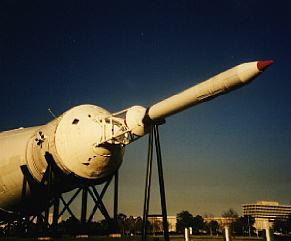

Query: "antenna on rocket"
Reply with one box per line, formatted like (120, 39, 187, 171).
(48, 107, 57, 119)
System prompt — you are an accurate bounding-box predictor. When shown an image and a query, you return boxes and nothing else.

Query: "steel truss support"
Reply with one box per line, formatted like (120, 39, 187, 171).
(47, 175, 119, 225)
(142, 124, 170, 241)
(19, 152, 120, 235)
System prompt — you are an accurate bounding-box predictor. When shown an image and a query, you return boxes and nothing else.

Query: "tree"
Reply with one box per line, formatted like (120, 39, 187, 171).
(222, 209, 239, 235)
(207, 220, 219, 236)
(274, 214, 291, 235)
(192, 215, 205, 234)
(134, 216, 143, 234)
(176, 211, 194, 233)
(116, 214, 145, 235)
(222, 209, 239, 218)
(176, 211, 207, 234)
(126, 216, 136, 234)
(232, 215, 255, 236)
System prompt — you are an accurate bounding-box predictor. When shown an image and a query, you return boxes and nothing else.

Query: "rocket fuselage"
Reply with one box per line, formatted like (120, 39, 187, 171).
(0, 60, 272, 217)
(0, 105, 125, 215)
(0, 126, 39, 213)
(147, 61, 270, 121)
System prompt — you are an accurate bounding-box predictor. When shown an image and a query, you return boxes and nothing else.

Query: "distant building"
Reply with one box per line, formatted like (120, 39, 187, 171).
(147, 215, 177, 232)
(204, 217, 237, 227)
(242, 201, 291, 230)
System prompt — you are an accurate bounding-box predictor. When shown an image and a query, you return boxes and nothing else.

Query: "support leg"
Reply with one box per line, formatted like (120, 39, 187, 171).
(114, 171, 119, 231)
(59, 189, 81, 220)
(90, 186, 111, 222)
(154, 125, 170, 241)
(81, 187, 88, 224)
(142, 127, 153, 241)
(52, 197, 60, 226)
(87, 177, 113, 223)
(44, 208, 50, 229)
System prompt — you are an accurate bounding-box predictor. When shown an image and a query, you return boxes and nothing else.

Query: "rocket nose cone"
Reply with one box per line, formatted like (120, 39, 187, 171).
(257, 60, 274, 71)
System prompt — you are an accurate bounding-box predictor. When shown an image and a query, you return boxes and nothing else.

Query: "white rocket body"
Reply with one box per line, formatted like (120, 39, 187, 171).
(0, 105, 127, 216)
(148, 62, 264, 120)
(0, 60, 272, 217)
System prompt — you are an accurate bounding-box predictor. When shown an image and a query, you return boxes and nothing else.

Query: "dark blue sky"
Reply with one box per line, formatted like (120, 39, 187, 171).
(1, 0, 291, 218)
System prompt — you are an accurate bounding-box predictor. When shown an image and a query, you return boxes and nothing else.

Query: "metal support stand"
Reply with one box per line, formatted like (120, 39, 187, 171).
(18, 153, 120, 236)
(113, 170, 119, 231)
(52, 198, 60, 226)
(142, 124, 170, 241)
(81, 187, 88, 224)
(56, 181, 113, 224)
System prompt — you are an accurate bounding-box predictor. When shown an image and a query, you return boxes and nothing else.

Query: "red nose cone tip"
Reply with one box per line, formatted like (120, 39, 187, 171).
(257, 60, 274, 71)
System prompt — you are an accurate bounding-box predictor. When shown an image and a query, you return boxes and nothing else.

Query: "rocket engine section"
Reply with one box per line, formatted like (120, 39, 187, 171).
(0, 105, 127, 215)
(27, 105, 126, 183)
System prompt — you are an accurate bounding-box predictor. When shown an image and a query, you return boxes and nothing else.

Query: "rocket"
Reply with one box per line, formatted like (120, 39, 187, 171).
(0, 60, 272, 218)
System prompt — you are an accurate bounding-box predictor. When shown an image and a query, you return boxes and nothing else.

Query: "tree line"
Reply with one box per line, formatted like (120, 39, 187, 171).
(273, 215, 291, 235)
(176, 209, 256, 236)
(2, 208, 291, 237)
